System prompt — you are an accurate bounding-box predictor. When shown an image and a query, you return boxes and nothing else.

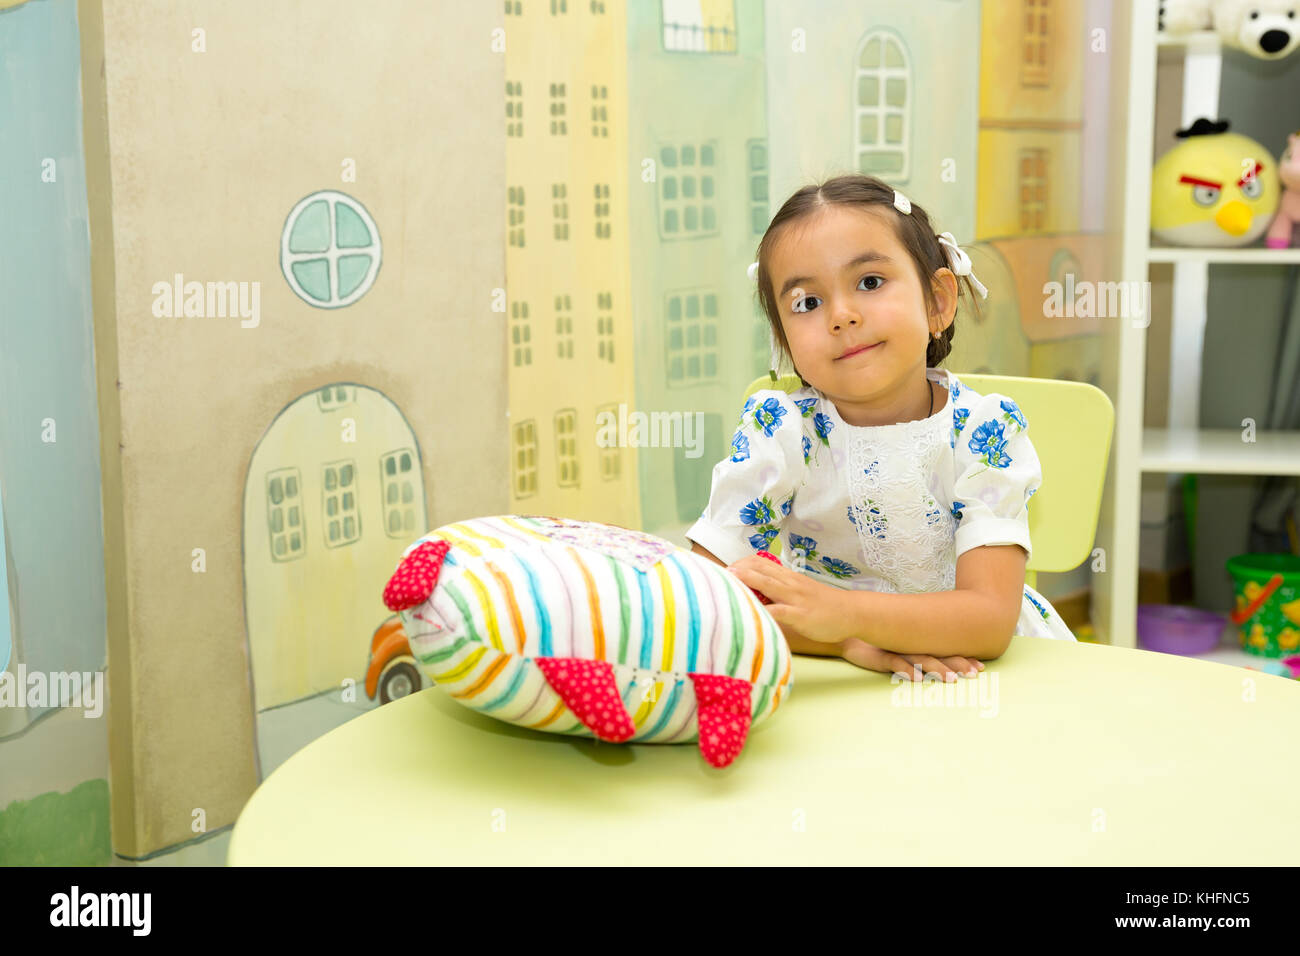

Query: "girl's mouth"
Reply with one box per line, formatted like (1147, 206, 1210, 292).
(836, 342, 881, 360)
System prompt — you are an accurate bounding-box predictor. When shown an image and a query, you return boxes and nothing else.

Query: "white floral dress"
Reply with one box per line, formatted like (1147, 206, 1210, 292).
(685, 367, 1076, 642)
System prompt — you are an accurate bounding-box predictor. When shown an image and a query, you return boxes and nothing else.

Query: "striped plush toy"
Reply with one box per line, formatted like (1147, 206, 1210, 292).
(381, 514, 793, 768)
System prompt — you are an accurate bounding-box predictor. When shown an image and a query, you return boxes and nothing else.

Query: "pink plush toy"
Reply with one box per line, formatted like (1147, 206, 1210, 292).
(1266, 131, 1300, 249)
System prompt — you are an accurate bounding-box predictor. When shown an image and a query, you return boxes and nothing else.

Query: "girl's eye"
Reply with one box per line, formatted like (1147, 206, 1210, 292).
(791, 294, 821, 313)
(859, 275, 884, 291)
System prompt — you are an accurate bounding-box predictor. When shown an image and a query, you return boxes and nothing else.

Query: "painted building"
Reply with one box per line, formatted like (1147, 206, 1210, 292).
(75, 0, 505, 856)
(503, 0, 641, 528)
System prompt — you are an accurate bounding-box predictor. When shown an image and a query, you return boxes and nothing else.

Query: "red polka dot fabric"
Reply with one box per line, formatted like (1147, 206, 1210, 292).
(688, 673, 753, 769)
(383, 539, 451, 612)
(535, 657, 635, 743)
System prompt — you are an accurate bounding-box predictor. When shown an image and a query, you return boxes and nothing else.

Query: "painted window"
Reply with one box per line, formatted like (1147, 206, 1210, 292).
(1019, 148, 1049, 232)
(508, 186, 526, 247)
(267, 468, 306, 562)
(661, 0, 737, 53)
(322, 460, 360, 548)
(511, 300, 532, 366)
(1022, 0, 1052, 87)
(552, 182, 569, 240)
(591, 85, 609, 138)
(280, 191, 381, 308)
(596, 291, 615, 363)
(597, 403, 621, 480)
(594, 182, 611, 238)
(316, 384, 354, 411)
(513, 421, 538, 497)
(555, 294, 574, 359)
(659, 143, 718, 237)
(506, 80, 523, 137)
(380, 449, 418, 538)
(555, 409, 580, 487)
(666, 289, 719, 386)
(550, 82, 567, 136)
(855, 31, 910, 180)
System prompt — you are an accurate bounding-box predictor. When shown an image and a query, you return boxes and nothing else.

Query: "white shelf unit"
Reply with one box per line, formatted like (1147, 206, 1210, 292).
(1100, 8, 1300, 655)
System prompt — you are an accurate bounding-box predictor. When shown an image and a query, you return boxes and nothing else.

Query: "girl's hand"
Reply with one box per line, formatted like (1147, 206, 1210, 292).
(726, 553, 861, 645)
(726, 554, 986, 681)
(841, 641, 985, 682)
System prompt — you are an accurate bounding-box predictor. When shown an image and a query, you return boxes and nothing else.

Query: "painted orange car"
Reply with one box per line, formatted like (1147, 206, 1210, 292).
(365, 614, 426, 704)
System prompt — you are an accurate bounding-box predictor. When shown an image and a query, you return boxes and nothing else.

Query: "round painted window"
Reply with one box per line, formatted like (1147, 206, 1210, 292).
(280, 191, 382, 308)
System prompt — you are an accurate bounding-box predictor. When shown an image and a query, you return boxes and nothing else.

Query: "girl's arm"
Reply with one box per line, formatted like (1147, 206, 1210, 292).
(840, 544, 1025, 660)
(727, 543, 1025, 661)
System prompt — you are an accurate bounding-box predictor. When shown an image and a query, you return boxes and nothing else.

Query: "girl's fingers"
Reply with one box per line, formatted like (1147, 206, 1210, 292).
(941, 656, 980, 677)
(905, 654, 957, 681)
(727, 562, 793, 603)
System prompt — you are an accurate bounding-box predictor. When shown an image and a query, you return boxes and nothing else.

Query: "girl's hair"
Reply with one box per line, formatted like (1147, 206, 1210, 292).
(752, 173, 983, 384)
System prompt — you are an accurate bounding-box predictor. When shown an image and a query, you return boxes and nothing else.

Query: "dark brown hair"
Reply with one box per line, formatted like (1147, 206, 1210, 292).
(752, 173, 983, 384)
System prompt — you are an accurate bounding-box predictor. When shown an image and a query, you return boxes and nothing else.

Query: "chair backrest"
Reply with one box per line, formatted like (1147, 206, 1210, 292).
(742, 372, 1115, 574)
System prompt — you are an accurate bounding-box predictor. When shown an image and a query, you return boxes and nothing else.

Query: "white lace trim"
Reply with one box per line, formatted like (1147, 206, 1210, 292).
(826, 370, 960, 593)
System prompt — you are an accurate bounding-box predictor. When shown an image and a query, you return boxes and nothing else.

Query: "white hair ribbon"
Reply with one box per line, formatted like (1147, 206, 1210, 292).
(747, 261, 759, 281)
(893, 191, 912, 214)
(936, 232, 989, 300)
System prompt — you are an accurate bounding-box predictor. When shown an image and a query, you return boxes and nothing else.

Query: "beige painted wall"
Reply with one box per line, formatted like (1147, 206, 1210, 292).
(81, 0, 504, 855)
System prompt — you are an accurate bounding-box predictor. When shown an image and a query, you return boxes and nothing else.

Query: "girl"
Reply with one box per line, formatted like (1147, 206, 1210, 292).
(686, 174, 1077, 682)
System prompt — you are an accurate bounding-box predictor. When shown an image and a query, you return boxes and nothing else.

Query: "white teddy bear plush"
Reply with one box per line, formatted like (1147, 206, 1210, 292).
(1158, 0, 1300, 58)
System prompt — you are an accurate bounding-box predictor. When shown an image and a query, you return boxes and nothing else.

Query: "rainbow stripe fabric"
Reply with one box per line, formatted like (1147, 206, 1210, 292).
(396, 515, 794, 744)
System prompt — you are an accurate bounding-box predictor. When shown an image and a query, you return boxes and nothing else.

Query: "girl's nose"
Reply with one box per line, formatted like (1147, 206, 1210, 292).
(829, 305, 861, 331)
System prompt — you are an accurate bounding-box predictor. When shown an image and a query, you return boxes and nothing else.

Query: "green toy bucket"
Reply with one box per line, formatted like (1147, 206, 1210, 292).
(1225, 553, 1300, 658)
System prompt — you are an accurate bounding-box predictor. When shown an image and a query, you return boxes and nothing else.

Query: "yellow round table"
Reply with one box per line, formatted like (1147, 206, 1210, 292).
(228, 637, 1300, 865)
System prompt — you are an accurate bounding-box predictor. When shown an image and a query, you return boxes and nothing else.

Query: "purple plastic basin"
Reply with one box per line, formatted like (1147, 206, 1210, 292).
(1137, 604, 1226, 656)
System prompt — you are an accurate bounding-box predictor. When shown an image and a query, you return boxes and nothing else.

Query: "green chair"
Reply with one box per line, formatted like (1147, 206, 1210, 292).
(742, 372, 1115, 590)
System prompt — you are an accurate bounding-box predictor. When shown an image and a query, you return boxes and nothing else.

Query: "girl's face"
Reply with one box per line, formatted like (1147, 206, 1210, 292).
(767, 204, 956, 423)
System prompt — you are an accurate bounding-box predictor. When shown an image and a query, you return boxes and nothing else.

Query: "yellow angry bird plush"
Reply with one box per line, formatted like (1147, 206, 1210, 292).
(1151, 118, 1280, 246)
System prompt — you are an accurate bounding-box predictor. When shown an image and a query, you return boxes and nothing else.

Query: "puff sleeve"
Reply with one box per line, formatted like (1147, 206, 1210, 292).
(951, 391, 1042, 561)
(685, 389, 807, 567)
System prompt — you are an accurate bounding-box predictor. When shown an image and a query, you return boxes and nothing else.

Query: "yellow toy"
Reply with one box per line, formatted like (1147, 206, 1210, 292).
(1151, 118, 1280, 247)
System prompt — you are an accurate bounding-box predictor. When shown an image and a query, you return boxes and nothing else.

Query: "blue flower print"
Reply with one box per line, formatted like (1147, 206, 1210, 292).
(1000, 398, 1026, 431)
(813, 411, 833, 446)
(1025, 589, 1050, 620)
(953, 405, 970, 435)
(802, 434, 812, 464)
(949, 379, 962, 404)
(748, 526, 779, 551)
(1027, 487, 1038, 501)
(864, 458, 880, 478)
(787, 533, 819, 561)
(951, 500, 965, 522)
(729, 430, 750, 463)
(851, 499, 887, 539)
(794, 397, 817, 418)
(819, 556, 860, 579)
(925, 497, 943, 525)
(780, 493, 794, 517)
(753, 397, 787, 437)
(739, 495, 776, 526)
(969, 419, 1014, 469)
(742, 396, 757, 415)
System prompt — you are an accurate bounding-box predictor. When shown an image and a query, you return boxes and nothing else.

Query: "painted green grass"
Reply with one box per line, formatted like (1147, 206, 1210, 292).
(0, 779, 112, 865)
